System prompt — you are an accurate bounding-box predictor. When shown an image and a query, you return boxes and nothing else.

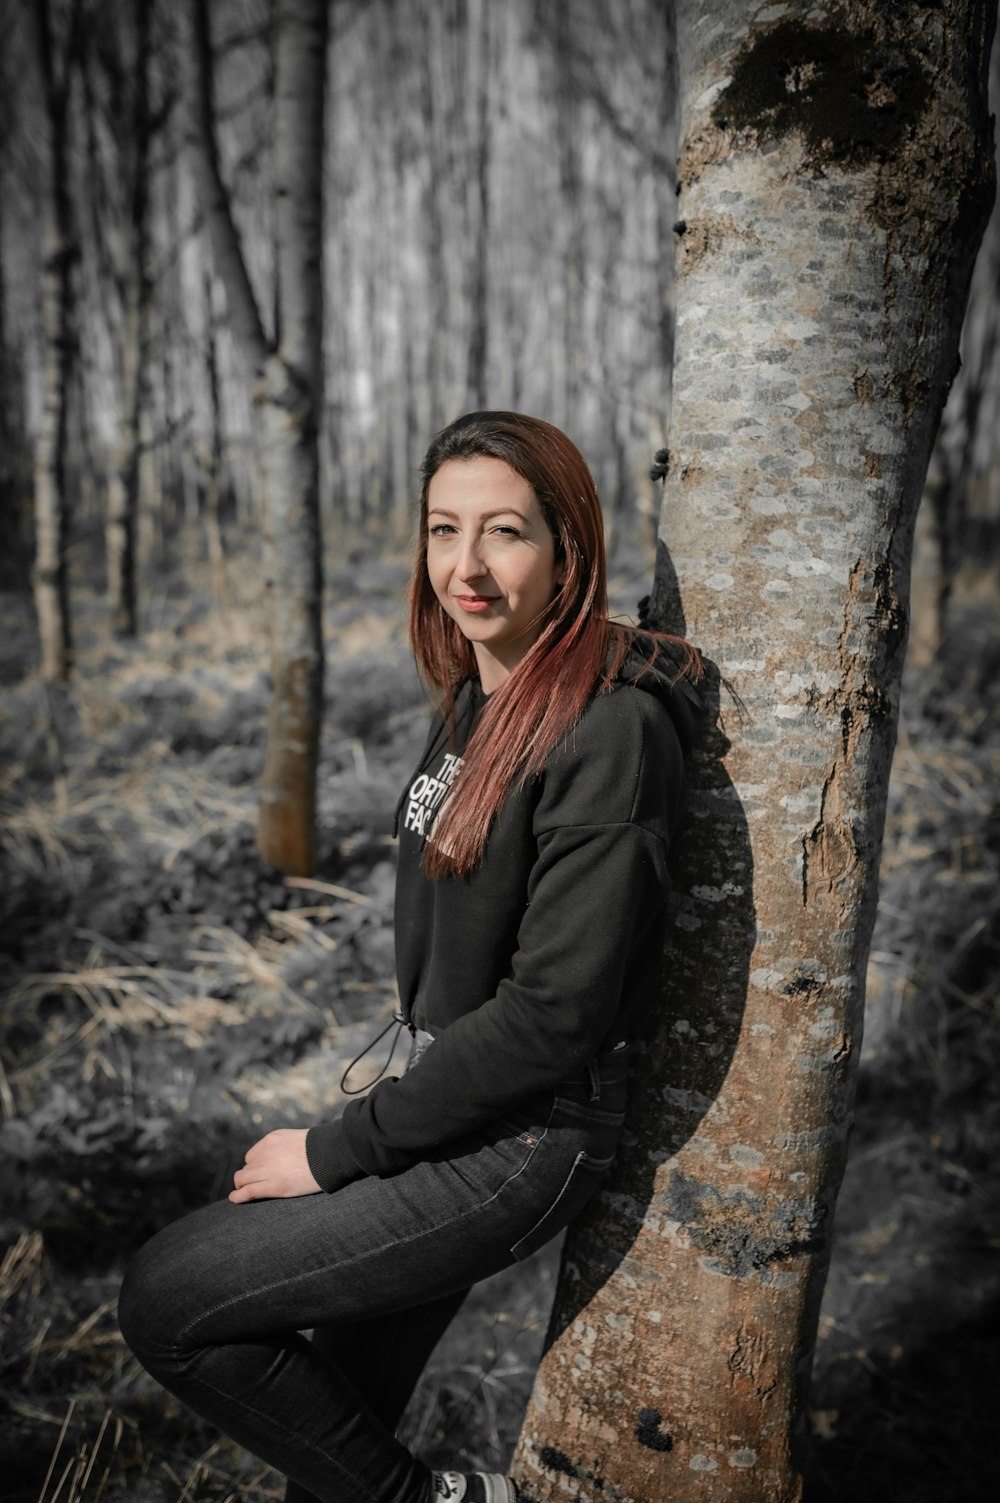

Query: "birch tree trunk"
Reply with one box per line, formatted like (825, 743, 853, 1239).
(184, 0, 326, 875)
(32, 0, 81, 683)
(514, 4, 995, 1501)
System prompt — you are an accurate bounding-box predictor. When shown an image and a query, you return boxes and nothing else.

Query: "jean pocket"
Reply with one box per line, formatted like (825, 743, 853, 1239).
(497, 1090, 556, 1143)
(551, 1094, 626, 1129)
(510, 1149, 616, 1262)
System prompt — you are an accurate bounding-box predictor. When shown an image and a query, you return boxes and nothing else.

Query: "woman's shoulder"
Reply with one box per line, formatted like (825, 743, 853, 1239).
(536, 678, 687, 832)
(573, 675, 675, 749)
(580, 676, 688, 770)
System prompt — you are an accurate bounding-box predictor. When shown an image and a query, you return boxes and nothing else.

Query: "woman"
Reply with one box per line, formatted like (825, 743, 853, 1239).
(119, 411, 703, 1503)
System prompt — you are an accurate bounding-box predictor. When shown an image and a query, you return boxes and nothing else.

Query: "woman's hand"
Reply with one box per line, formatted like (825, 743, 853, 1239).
(229, 1128, 322, 1203)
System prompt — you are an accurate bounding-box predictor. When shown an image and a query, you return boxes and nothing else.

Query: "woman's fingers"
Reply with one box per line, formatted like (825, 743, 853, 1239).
(229, 1129, 321, 1202)
(229, 1163, 267, 1202)
(228, 1182, 259, 1203)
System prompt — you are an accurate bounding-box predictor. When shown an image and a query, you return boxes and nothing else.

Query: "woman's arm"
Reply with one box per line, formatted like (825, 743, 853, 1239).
(306, 688, 686, 1193)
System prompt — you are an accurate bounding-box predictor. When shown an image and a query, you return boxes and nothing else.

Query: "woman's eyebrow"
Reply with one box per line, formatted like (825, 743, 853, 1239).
(427, 507, 530, 522)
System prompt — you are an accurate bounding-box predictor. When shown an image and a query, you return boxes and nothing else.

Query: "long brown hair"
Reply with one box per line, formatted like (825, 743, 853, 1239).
(409, 411, 699, 877)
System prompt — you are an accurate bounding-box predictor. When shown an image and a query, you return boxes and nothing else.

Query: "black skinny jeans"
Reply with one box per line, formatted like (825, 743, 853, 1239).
(119, 1052, 628, 1503)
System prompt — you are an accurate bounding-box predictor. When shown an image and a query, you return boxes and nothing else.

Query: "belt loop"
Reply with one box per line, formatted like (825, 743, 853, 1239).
(587, 1058, 600, 1102)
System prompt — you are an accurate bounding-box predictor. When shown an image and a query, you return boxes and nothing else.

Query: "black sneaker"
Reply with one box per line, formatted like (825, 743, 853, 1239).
(431, 1470, 517, 1503)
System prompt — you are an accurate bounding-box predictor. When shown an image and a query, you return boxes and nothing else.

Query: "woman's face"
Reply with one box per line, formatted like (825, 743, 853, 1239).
(425, 456, 564, 692)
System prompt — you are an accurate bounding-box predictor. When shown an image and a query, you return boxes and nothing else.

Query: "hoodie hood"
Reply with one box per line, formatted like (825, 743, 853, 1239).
(614, 634, 706, 761)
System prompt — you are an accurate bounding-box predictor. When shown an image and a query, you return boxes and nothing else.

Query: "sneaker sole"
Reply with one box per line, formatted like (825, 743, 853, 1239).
(482, 1479, 517, 1503)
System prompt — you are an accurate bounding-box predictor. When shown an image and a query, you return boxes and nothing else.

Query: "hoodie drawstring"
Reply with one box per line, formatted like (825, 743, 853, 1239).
(340, 1009, 410, 1096)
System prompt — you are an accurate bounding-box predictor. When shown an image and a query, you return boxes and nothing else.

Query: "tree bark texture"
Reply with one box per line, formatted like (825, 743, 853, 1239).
(32, 0, 81, 683)
(514, 4, 995, 1501)
(184, 0, 326, 876)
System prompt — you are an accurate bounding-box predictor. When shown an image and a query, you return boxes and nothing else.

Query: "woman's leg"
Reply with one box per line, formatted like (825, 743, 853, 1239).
(119, 1118, 542, 1503)
(310, 1290, 471, 1431)
(119, 1080, 624, 1503)
(120, 1191, 434, 1503)
(284, 1292, 469, 1503)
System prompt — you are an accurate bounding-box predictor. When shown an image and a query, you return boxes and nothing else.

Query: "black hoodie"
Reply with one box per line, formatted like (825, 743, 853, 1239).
(306, 645, 704, 1192)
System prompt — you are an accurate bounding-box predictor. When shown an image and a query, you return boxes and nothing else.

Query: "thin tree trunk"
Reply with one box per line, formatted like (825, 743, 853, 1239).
(515, 4, 996, 1501)
(107, 0, 153, 636)
(389, 265, 409, 529)
(202, 266, 227, 607)
(0, 173, 29, 575)
(928, 33, 1000, 646)
(32, 0, 81, 683)
(465, 0, 490, 409)
(553, 0, 582, 431)
(255, 0, 327, 876)
(183, 0, 326, 876)
(435, 0, 467, 423)
(159, 127, 192, 532)
(184, 0, 269, 370)
(419, 0, 448, 433)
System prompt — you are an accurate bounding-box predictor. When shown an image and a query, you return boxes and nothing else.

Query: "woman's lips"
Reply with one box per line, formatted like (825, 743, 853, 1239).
(454, 595, 499, 613)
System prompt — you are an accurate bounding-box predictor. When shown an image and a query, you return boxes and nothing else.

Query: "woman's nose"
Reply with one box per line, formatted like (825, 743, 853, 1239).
(457, 533, 487, 579)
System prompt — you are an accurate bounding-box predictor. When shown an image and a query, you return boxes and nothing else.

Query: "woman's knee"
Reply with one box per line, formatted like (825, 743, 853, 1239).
(119, 1207, 222, 1366)
(118, 1227, 185, 1366)
(119, 1195, 276, 1365)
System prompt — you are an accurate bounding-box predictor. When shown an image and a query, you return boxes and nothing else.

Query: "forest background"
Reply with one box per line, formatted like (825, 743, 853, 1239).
(0, 1, 998, 1501)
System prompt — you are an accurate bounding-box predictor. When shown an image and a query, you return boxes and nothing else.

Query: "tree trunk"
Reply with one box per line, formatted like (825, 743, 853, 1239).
(183, 0, 270, 370)
(553, 0, 582, 432)
(202, 266, 228, 607)
(32, 0, 81, 683)
(925, 33, 1000, 649)
(465, 0, 490, 410)
(255, 0, 327, 876)
(514, 4, 995, 1501)
(419, 0, 449, 433)
(0, 147, 30, 581)
(183, 0, 326, 876)
(106, 0, 153, 637)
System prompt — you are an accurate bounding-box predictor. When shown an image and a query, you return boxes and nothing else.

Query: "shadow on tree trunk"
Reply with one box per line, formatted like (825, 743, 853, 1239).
(520, 615, 756, 1492)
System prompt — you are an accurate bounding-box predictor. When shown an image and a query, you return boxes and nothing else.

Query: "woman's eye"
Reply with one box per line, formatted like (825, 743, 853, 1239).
(492, 525, 520, 538)
(429, 524, 456, 537)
